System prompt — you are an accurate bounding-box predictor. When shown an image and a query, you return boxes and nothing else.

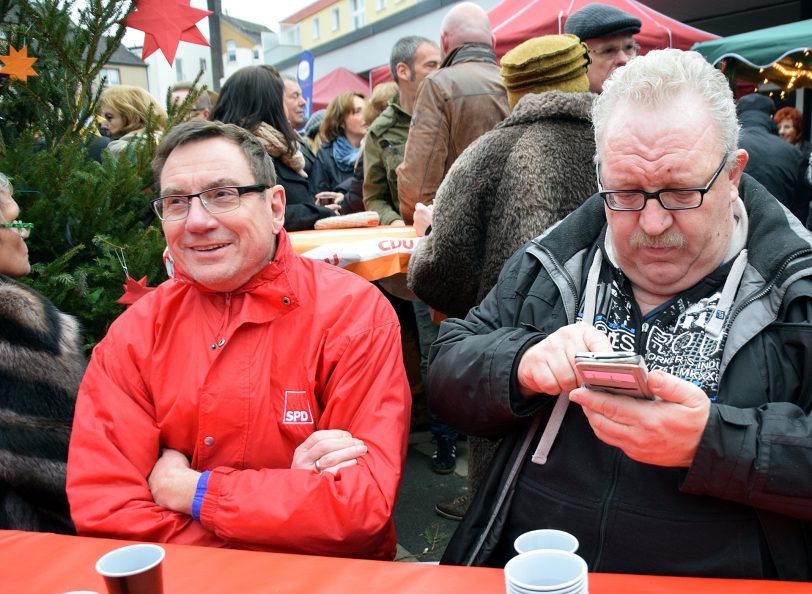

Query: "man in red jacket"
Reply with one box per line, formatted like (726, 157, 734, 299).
(66, 120, 411, 560)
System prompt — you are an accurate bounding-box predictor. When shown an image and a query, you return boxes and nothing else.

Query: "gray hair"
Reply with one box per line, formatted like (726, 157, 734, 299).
(153, 120, 276, 189)
(592, 49, 739, 166)
(0, 172, 12, 195)
(389, 36, 437, 81)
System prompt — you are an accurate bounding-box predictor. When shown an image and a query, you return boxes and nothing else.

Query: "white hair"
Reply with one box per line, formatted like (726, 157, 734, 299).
(0, 172, 12, 195)
(592, 49, 739, 166)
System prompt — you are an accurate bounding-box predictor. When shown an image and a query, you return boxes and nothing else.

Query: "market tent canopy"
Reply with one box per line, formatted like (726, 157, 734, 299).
(312, 67, 370, 111)
(367, 0, 717, 91)
(489, 0, 717, 57)
(692, 20, 812, 90)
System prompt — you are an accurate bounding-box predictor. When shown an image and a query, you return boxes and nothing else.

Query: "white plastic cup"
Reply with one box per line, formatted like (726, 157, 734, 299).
(95, 543, 165, 594)
(514, 529, 579, 555)
(504, 549, 587, 593)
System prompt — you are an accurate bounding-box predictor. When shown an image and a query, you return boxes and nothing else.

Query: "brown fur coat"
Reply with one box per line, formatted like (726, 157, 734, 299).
(408, 90, 597, 319)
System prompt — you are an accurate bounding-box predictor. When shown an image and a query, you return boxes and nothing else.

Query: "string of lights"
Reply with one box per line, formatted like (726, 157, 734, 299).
(749, 49, 811, 100)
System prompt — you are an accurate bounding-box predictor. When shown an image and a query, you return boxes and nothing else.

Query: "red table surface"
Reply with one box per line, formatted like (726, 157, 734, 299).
(2, 530, 810, 593)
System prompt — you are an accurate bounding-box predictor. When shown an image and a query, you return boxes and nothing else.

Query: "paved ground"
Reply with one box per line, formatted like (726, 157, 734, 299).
(393, 431, 469, 562)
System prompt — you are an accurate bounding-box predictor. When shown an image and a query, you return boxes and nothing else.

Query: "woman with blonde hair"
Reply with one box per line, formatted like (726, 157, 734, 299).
(310, 91, 369, 195)
(99, 85, 167, 157)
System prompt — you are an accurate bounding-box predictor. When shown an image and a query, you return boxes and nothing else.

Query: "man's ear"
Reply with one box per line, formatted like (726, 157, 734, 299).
(725, 149, 748, 203)
(729, 149, 748, 189)
(268, 184, 286, 234)
(395, 62, 411, 84)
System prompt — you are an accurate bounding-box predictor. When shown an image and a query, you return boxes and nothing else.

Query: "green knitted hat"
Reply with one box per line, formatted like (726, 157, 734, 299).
(500, 34, 591, 108)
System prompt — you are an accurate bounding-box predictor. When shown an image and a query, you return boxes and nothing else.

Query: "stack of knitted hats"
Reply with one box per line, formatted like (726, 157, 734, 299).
(500, 34, 591, 108)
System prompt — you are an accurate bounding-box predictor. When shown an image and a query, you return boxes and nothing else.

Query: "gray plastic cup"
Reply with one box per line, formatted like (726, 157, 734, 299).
(95, 543, 165, 594)
(514, 529, 579, 555)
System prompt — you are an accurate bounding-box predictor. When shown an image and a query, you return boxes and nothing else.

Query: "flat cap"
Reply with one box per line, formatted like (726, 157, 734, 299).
(564, 3, 641, 41)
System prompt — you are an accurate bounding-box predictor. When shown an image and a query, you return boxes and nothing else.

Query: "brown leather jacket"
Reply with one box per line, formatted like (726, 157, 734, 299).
(396, 43, 509, 224)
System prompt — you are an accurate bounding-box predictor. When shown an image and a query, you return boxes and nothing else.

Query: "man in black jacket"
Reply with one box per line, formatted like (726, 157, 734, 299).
(430, 49, 812, 580)
(737, 93, 805, 220)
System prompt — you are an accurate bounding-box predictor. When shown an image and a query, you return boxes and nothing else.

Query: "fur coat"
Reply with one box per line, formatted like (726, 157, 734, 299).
(408, 90, 597, 319)
(0, 275, 85, 533)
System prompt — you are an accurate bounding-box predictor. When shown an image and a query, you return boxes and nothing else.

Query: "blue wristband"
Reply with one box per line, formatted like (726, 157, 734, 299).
(191, 471, 211, 521)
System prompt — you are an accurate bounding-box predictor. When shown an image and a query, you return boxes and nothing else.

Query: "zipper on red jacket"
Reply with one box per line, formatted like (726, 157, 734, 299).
(210, 293, 232, 350)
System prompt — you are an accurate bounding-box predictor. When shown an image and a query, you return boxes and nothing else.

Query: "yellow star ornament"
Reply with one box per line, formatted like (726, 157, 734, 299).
(0, 45, 39, 82)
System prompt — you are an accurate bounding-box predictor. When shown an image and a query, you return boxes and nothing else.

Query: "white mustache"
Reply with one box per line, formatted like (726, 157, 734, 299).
(629, 230, 686, 249)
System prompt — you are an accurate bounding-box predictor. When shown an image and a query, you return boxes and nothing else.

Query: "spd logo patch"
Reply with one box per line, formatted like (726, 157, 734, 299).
(282, 390, 315, 425)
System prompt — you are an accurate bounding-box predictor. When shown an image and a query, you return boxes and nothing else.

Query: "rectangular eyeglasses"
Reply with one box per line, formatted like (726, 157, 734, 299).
(151, 184, 269, 221)
(596, 156, 728, 212)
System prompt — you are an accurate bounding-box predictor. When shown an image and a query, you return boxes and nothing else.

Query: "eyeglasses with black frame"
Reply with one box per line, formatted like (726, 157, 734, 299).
(151, 184, 269, 221)
(596, 156, 728, 212)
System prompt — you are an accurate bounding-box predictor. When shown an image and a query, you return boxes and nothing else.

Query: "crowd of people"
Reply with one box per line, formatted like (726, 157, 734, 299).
(3, 0, 812, 583)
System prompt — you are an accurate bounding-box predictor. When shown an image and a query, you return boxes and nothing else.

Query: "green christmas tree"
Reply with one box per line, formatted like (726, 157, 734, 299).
(0, 0, 193, 350)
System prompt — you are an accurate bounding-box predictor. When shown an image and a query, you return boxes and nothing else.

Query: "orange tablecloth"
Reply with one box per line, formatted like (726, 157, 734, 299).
(289, 225, 419, 281)
(3, 531, 811, 594)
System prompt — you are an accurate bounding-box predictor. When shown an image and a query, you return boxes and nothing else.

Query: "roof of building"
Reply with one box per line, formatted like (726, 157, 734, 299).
(280, 0, 334, 25)
(93, 37, 146, 67)
(220, 13, 273, 43)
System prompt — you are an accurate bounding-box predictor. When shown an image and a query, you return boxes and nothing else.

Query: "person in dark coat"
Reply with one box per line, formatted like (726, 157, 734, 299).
(210, 65, 337, 231)
(736, 93, 805, 220)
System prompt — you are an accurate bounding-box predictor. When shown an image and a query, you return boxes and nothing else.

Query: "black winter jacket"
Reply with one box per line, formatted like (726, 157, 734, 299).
(273, 157, 334, 232)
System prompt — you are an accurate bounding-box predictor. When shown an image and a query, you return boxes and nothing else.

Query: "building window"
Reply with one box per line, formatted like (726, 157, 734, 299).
(252, 48, 260, 60)
(199, 58, 207, 73)
(331, 8, 340, 31)
(282, 24, 300, 46)
(376, 0, 385, 10)
(100, 67, 120, 85)
(226, 40, 237, 63)
(350, 0, 365, 30)
(175, 58, 184, 81)
(312, 17, 320, 40)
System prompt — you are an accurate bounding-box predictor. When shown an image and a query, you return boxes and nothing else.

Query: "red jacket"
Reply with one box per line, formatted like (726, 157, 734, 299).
(66, 231, 411, 560)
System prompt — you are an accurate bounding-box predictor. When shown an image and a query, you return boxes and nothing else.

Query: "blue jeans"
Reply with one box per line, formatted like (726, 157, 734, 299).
(412, 300, 458, 443)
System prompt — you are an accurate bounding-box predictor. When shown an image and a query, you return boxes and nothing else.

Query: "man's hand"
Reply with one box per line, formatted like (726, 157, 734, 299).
(291, 430, 367, 474)
(569, 370, 711, 467)
(413, 202, 433, 236)
(148, 449, 200, 515)
(516, 324, 613, 398)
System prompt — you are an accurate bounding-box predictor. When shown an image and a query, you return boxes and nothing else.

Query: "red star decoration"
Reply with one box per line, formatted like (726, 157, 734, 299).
(0, 45, 39, 82)
(117, 275, 156, 306)
(125, 0, 212, 64)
